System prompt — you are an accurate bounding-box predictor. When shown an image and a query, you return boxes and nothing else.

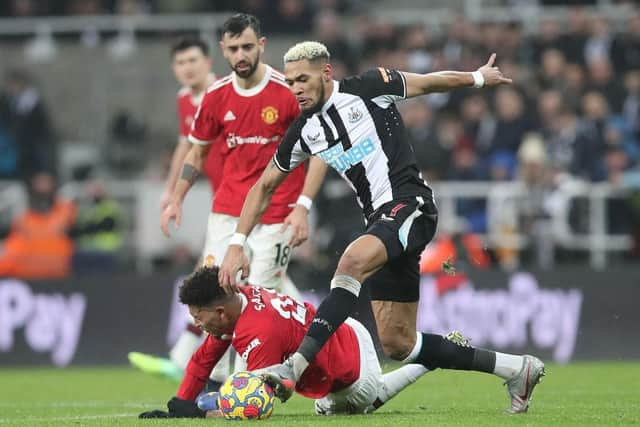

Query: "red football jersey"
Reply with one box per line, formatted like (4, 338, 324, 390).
(176, 286, 361, 401)
(188, 66, 305, 224)
(176, 76, 224, 192)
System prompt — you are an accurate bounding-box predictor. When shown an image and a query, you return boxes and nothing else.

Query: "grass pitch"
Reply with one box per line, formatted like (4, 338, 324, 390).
(0, 362, 638, 426)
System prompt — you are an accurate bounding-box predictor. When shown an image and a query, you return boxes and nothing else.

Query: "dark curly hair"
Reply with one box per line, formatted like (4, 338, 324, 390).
(170, 37, 209, 59)
(179, 266, 229, 307)
(221, 13, 261, 39)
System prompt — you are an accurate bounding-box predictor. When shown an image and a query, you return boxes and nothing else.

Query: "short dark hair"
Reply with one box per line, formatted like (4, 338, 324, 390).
(170, 37, 209, 58)
(221, 13, 261, 39)
(179, 266, 229, 307)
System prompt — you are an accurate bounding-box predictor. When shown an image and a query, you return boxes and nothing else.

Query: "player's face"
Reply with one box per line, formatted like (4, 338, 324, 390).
(220, 28, 265, 79)
(284, 59, 333, 113)
(189, 305, 233, 336)
(172, 47, 212, 89)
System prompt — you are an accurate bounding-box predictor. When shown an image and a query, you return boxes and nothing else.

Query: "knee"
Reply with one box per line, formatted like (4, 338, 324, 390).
(378, 328, 416, 361)
(336, 251, 369, 279)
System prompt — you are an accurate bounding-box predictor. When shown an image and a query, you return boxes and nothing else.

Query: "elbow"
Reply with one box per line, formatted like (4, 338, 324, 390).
(262, 182, 277, 197)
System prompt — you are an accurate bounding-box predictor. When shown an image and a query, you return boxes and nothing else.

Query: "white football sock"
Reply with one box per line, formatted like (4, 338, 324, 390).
(290, 352, 310, 381)
(378, 364, 428, 404)
(169, 329, 203, 371)
(209, 347, 232, 383)
(275, 275, 302, 301)
(493, 352, 524, 380)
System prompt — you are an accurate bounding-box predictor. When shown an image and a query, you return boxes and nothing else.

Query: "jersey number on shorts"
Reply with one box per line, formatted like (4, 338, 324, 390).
(274, 243, 291, 267)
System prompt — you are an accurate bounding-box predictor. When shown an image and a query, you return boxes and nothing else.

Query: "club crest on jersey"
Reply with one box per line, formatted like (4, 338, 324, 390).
(261, 106, 279, 125)
(204, 254, 216, 267)
(348, 106, 363, 123)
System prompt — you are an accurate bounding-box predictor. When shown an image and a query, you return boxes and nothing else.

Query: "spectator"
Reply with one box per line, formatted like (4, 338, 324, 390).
(398, 99, 443, 181)
(312, 10, 356, 72)
(488, 87, 531, 156)
(559, 7, 588, 64)
(584, 17, 614, 65)
(538, 49, 567, 91)
(612, 13, 640, 73)
(459, 94, 496, 157)
(2, 69, 57, 180)
(0, 173, 76, 279)
(585, 57, 626, 113)
(575, 92, 610, 180)
(0, 91, 17, 178)
(262, 0, 314, 35)
(561, 63, 587, 112)
(622, 71, 640, 140)
(536, 89, 564, 137)
(531, 18, 563, 65)
(70, 179, 125, 272)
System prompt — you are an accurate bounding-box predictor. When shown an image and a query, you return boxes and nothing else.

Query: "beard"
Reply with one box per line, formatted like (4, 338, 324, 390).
(303, 83, 326, 115)
(232, 56, 259, 79)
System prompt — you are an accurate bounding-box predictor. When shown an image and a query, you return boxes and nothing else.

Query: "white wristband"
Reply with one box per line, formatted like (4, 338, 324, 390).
(229, 233, 247, 247)
(471, 70, 485, 88)
(296, 195, 313, 210)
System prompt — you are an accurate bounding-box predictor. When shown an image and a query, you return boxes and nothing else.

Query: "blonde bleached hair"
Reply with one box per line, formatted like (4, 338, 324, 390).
(283, 41, 330, 64)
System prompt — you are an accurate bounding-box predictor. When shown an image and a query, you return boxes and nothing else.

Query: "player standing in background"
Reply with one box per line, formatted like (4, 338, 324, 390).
(129, 37, 225, 383)
(161, 38, 221, 212)
(139, 266, 428, 419)
(220, 41, 545, 414)
(160, 15, 327, 387)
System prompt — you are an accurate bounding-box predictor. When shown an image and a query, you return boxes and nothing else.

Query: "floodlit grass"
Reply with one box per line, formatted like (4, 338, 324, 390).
(0, 362, 638, 426)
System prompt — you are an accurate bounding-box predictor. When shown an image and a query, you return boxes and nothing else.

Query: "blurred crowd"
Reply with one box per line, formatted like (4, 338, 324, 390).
(2, 4, 640, 281)
(0, 0, 361, 35)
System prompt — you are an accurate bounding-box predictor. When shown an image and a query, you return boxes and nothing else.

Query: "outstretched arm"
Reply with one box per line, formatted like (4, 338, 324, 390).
(403, 53, 512, 98)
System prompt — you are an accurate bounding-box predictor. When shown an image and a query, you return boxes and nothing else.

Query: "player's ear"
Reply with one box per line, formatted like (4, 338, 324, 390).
(322, 63, 333, 82)
(258, 36, 266, 55)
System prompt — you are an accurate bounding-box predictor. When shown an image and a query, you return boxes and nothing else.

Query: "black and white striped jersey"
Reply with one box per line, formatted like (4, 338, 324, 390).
(274, 67, 434, 220)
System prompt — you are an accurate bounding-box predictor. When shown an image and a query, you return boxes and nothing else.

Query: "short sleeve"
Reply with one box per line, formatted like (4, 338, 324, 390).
(188, 93, 221, 145)
(177, 98, 189, 138)
(273, 115, 310, 172)
(340, 68, 407, 107)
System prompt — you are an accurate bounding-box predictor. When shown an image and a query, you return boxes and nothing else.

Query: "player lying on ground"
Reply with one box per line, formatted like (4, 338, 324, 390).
(219, 41, 545, 414)
(138, 266, 428, 418)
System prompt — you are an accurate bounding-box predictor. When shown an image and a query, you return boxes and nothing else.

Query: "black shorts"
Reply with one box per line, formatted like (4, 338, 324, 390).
(365, 197, 438, 303)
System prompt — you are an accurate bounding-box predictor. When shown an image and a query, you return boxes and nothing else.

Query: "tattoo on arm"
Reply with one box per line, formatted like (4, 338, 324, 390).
(180, 164, 200, 184)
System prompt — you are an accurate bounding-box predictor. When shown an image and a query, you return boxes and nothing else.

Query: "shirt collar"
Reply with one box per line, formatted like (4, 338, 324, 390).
(317, 79, 340, 115)
(239, 291, 248, 313)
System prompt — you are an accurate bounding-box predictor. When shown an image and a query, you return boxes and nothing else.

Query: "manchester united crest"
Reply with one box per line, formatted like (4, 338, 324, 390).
(261, 106, 278, 125)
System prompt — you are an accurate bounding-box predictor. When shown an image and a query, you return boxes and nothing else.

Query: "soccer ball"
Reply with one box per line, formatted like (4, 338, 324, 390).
(218, 371, 275, 420)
